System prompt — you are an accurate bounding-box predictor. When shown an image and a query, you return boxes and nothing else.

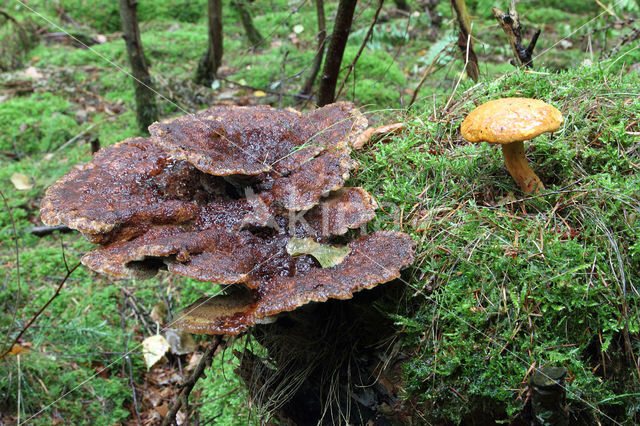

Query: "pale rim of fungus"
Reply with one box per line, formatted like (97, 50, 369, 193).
(461, 97, 564, 194)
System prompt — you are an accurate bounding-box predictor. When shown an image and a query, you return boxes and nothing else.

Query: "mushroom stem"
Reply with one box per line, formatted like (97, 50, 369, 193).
(501, 141, 544, 194)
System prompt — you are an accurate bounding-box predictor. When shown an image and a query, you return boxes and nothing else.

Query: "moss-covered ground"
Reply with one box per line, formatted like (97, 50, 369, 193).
(1, 0, 639, 423)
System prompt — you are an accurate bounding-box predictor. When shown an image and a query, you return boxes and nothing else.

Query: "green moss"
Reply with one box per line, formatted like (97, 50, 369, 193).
(0, 93, 80, 154)
(59, 0, 207, 33)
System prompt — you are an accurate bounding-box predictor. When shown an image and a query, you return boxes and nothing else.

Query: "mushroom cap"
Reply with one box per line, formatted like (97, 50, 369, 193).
(461, 97, 563, 144)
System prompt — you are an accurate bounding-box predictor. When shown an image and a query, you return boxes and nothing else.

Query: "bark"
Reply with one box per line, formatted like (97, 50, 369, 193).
(317, 0, 358, 106)
(450, 0, 479, 82)
(297, 0, 327, 101)
(195, 0, 224, 86)
(492, 4, 540, 68)
(118, 0, 158, 132)
(233, 0, 263, 47)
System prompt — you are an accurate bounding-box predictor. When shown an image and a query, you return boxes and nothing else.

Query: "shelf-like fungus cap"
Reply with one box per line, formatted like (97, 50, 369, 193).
(149, 102, 367, 176)
(461, 97, 563, 144)
(173, 231, 416, 335)
(40, 138, 226, 244)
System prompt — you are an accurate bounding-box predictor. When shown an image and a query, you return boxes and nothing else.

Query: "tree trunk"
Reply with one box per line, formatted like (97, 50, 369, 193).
(233, 0, 263, 47)
(118, 0, 158, 132)
(195, 0, 223, 86)
(451, 0, 479, 82)
(317, 0, 358, 106)
(297, 0, 327, 101)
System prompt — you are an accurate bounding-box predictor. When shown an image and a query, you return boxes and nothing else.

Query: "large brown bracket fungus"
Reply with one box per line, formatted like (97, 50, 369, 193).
(461, 97, 563, 194)
(41, 102, 415, 336)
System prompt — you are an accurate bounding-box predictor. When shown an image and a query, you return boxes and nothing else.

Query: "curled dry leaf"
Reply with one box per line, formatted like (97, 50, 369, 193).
(351, 122, 406, 150)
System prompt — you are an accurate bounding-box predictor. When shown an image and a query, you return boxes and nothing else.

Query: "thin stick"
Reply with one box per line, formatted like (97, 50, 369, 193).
(335, 0, 384, 99)
(0, 262, 81, 359)
(408, 41, 456, 109)
(121, 291, 142, 424)
(0, 189, 21, 357)
(161, 336, 224, 426)
(30, 224, 72, 236)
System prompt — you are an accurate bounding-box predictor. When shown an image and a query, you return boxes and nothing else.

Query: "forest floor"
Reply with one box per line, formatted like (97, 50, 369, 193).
(1, 0, 639, 424)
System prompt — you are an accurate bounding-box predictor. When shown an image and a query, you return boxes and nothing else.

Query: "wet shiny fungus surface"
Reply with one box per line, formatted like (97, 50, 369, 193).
(149, 102, 366, 176)
(40, 137, 225, 244)
(174, 231, 416, 335)
(40, 102, 415, 336)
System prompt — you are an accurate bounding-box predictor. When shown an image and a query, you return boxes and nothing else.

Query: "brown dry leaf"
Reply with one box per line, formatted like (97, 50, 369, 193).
(185, 353, 203, 372)
(11, 173, 34, 190)
(351, 123, 406, 150)
(150, 301, 168, 324)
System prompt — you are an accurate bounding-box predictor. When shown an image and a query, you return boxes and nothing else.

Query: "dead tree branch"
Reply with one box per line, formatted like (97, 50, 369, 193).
(297, 0, 327, 102)
(451, 0, 479, 82)
(317, 0, 358, 106)
(118, 0, 158, 132)
(335, 0, 384, 100)
(161, 336, 224, 426)
(233, 1, 263, 48)
(0, 262, 81, 359)
(492, 4, 541, 68)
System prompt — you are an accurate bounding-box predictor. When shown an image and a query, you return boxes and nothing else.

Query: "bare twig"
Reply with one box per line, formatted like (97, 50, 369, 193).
(451, 0, 479, 82)
(0, 262, 81, 360)
(0, 190, 21, 357)
(297, 0, 327, 102)
(408, 41, 456, 109)
(120, 290, 142, 424)
(30, 224, 72, 236)
(492, 3, 541, 68)
(161, 336, 224, 426)
(335, 0, 385, 99)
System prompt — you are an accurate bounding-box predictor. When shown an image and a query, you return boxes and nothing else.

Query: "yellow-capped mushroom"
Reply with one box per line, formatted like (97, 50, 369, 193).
(461, 97, 563, 193)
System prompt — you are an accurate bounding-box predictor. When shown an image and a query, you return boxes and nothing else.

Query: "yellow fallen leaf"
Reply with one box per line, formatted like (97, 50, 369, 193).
(8, 344, 28, 355)
(286, 237, 351, 268)
(142, 334, 170, 369)
(10, 173, 34, 190)
(254, 90, 267, 97)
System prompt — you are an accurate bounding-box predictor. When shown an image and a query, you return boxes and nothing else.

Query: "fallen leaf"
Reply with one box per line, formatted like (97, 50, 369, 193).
(253, 90, 266, 97)
(150, 301, 168, 324)
(24, 66, 43, 79)
(351, 123, 406, 150)
(11, 173, 34, 190)
(142, 334, 171, 369)
(165, 328, 198, 355)
(7, 344, 28, 355)
(185, 353, 203, 372)
(286, 237, 351, 268)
